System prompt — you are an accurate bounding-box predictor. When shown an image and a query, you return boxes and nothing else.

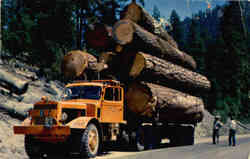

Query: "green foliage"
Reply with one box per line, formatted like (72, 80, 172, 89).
(182, 2, 250, 121)
(152, 5, 161, 21)
(185, 18, 207, 73)
(169, 10, 184, 49)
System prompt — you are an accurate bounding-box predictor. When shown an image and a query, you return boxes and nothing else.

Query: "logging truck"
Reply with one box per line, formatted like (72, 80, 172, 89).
(14, 80, 196, 158)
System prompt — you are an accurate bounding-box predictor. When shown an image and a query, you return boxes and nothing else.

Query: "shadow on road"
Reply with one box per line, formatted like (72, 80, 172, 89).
(39, 141, 173, 159)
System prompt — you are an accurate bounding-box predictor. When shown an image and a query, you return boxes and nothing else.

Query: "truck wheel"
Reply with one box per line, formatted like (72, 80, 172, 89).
(80, 123, 100, 158)
(117, 129, 130, 149)
(136, 126, 145, 151)
(25, 135, 43, 158)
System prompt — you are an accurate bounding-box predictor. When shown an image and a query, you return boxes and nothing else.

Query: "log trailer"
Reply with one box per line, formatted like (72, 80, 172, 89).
(14, 80, 196, 158)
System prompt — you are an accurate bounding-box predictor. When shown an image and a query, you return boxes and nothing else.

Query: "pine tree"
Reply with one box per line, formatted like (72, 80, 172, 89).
(220, 1, 249, 119)
(169, 10, 184, 49)
(186, 18, 206, 73)
(152, 5, 161, 21)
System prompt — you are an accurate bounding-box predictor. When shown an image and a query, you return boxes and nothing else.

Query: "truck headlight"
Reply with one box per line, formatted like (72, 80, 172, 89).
(61, 112, 68, 122)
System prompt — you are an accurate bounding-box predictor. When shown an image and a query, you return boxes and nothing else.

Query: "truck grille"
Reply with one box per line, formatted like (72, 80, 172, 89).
(33, 117, 57, 125)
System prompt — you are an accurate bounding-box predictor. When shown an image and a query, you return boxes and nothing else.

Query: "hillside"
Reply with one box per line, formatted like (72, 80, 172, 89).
(0, 58, 63, 159)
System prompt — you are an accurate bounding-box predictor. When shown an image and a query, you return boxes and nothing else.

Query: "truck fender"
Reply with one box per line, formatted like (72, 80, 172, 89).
(66, 117, 95, 129)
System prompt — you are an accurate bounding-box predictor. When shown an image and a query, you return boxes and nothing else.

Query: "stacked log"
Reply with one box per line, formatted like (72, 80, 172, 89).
(120, 1, 178, 48)
(125, 82, 204, 123)
(112, 20, 196, 70)
(61, 50, 107, 80)
(61, 1, 211, 124)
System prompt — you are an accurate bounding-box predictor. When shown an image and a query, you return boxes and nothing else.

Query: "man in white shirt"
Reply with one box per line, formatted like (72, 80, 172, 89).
(228, 116, 237, 146)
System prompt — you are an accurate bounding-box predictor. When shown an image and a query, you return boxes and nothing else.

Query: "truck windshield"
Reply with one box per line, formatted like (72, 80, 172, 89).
(60, 86, 102, 100)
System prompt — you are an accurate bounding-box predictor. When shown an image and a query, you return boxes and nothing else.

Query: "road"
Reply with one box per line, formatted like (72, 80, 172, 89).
(97, 135, 250, 159)
(47, 135, 250, 159)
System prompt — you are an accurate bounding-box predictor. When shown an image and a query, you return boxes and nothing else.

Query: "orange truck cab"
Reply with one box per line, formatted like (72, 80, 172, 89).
(14, 80, 126, 158)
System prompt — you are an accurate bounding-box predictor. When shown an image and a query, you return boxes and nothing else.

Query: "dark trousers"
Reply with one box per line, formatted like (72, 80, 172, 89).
(229, 129, 236, 146)
(213, 129, 219, 144)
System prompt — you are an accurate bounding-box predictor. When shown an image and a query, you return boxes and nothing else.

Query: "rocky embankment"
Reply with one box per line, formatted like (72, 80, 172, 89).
(0, 58, 63, 159)
(0, 58, 249, 159)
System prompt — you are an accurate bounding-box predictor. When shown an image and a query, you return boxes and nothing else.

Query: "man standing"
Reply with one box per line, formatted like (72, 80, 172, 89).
(228, 116, 237, 146)
(213, 115, 223, 144)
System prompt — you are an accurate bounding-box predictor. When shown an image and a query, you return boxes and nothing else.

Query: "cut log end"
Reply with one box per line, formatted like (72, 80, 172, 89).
(112, 20, 134, 45)
(125, 82, 154, 117)
(121, 1, 142, 23)
(61, 50, 88, 79)
(129, 52, 145, 77)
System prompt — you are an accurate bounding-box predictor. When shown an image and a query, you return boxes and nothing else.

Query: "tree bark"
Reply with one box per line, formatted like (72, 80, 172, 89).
(0, 69, 29, 95)
(112, 20, 196, 70)
(121, 52, 211, 93)
(61, 50, 107, 80)
(125, 82, 204, 123)
(120, 2, 178, 48)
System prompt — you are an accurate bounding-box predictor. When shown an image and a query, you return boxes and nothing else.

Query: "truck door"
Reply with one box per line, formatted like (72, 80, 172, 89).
(101, 87, 123, 123)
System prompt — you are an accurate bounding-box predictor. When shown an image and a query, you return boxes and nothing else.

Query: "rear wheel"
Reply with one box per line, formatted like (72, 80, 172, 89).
(117, 129, 130, 149)
(80, 123, 100, 158)
(136, 126, 145, 151)
(25, 135, 43, 158)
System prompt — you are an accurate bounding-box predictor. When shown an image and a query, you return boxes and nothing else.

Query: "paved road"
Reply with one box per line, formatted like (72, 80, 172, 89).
(47, 135, 250, 159)
(97, 135, 250, 159)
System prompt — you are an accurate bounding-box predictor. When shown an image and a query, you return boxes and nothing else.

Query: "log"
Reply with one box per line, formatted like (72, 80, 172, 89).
(61, 50, 107, 80)
(98, 52, 121, 80)
(85, 23, 113, 49)
(112, 20, 196, 70)
(0, 102, 33, 119)
(120, 1, 178, 48)
(125, 82, 204, 123)
(120, 52, 211, 92)
(0, 69, 29, 95)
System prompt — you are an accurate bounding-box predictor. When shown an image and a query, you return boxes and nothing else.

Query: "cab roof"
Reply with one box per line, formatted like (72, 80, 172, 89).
(66, 80, 121, 88)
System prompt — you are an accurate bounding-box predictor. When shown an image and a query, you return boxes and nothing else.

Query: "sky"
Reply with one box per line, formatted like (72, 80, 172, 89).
(143, 0, 227, 20)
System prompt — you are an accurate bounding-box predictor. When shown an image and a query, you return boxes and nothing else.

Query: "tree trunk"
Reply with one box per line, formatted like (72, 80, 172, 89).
(120, 52, 211, 93)
(112, 20, 196, 70)
(125, 82, 204, 123)
(120, 2, 178, 48)
(61, 50, 107, 80)
(0, 69, 29, 95)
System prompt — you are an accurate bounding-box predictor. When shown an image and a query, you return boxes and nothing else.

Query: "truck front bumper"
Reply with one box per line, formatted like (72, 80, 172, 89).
(13, 125, 71, 136)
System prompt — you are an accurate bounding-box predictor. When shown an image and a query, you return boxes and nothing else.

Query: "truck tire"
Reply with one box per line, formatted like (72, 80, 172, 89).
(117, 129, 130, 149)
(136, 126, 145, 151)
(25, 135, 43, 158)
(80, 123, 100, 158)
